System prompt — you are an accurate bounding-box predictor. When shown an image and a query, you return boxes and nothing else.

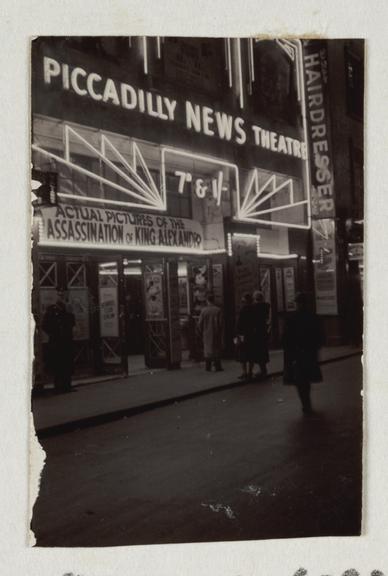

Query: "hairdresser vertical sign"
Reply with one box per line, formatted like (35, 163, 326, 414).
(303, 40, 338, 315)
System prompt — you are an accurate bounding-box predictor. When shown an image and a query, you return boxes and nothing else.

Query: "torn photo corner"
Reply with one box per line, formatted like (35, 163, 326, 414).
(30, 36, 364, 547)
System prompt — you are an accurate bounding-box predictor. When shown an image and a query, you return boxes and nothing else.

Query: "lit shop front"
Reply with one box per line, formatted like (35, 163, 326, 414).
(35, 203, 226, 376)
(32, 37, 318, 379)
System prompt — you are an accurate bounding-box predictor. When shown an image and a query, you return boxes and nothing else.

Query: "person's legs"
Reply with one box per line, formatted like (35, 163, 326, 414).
(259, 361, 268, 377)
(248, 362, 254, 379)
(239, 362, 248, 379)
(214, 358, 223, 371)
(296, 380, 312, 414)
(205, 358, 212, 372)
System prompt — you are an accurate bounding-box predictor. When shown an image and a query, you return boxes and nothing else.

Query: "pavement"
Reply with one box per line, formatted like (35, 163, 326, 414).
(32, 345, 362, 436)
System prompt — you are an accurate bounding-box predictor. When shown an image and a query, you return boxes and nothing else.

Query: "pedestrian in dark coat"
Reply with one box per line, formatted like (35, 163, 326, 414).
(252, 290, 270, 378)
(236, 293, 256, 380)
(42, 290, 75, 393)
(283, 293, 322, 415)
(197, 291, 223, 372)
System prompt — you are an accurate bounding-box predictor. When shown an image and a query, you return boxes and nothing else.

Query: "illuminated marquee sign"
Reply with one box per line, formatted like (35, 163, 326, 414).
(33, 123, 311, 230)
(38, 204, 206, 254)
(42, 55, 306, 159)
(32, 126, 165, 211)
(35, 41, 313, 230)
(161, 147, 239, 207)
(236, 168, 309, 229)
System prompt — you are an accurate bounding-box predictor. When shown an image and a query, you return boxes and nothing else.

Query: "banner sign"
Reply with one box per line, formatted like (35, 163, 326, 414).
(39, 204, 203, 252)
(303, 41, 336, 219)
(312, 219, 338, 315)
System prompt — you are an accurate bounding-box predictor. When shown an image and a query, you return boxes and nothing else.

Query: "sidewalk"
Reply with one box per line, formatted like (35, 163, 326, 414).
(32, 346, 361, 436)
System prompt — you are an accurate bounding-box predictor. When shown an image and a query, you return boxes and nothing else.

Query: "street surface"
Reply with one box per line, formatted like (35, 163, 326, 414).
(32, 356, 362, 547)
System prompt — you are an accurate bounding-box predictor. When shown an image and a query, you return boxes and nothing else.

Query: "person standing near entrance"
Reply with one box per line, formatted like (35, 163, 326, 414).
(283, 293, 322, 415)
(252, 290, 270, 379)
(42, 290, 75, 393)
(197, 291, 223, 372)
(236, 293, 256, 380)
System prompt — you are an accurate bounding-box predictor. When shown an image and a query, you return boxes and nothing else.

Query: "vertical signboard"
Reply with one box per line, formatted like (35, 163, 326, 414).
(312, 219, 338, 315)
(303, 40, 335, 221)
(283, 267, 296, 311)
(303, 40, 338, 315)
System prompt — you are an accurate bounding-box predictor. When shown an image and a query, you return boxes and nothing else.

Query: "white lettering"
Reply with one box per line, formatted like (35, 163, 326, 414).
(251, 125, 261, 145)
(202, 106, 215, 136)
(313, 140, 328, 154)
(120, 83, 137, 109)
(70, 67, 87, 96)
(215, 112, 233, 141)
(308, 93, 323, 107)
(62, 64, 70, 90)
(185, 101, 201, 133)
(43, 56, 60, 84)
(312, 124, 326, 138)
(156, 95, 168, 120)
(305, 68, 321, 85)
(86, 73, 102, 101)
(102, 78, 120, 105)
(292, 139, 301, 158)
(311, 109, 325, 122)
(270, 131, 278, 152)
(164, 98, 177, 121)
(277, 134, 288, 154)
(234, 117, 246, 145)
(304, 52, 320, 68)
(146, 92, 159, 117)
(138, 89, 145, 113)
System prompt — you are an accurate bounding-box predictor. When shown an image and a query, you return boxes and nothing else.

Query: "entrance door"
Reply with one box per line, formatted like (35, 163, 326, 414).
(143, 261, 168, 368)
(97, 261, 122, 370)
(123, 261, 145, 373)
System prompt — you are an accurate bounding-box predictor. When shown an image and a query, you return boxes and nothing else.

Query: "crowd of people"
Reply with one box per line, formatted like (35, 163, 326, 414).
(41, 286, 322, 415)
(198, 289, 322, 415)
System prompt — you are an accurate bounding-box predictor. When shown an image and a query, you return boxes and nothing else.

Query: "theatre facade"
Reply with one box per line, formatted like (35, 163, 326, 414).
(31, 37, 343, 380)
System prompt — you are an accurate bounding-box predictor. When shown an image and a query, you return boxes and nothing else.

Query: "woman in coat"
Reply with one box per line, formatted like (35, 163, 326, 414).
(283, 292, 322, 415)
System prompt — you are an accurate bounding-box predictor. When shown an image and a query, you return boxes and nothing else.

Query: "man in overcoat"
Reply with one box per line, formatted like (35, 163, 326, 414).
(197, 291, 223, 372)
(42, 290, 75, 393)
(283, 292, 322, 415)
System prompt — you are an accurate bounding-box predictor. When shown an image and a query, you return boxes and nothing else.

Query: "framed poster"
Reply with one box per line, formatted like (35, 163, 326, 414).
(99, 286, 119, 338)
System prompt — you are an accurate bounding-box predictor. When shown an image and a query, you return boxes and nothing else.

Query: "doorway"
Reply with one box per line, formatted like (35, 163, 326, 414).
(123, 260, 145, 374)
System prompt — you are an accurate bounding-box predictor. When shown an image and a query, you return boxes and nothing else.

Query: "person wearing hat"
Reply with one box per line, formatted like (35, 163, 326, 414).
(197, 291, 224, 372)
(283, 292, 322, 415)
(42, 289, 76, 393)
